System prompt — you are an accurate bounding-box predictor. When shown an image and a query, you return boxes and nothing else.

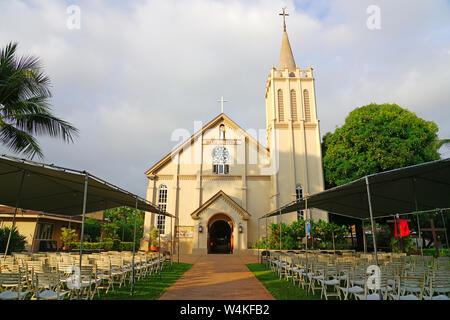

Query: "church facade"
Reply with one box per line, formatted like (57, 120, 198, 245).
(142, 22, 327, 255)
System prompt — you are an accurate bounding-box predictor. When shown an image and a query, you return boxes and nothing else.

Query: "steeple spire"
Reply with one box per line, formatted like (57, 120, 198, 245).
(278, 8, 296, 71)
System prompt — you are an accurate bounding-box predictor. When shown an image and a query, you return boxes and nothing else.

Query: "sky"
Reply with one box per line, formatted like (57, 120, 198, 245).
(1, 0, 450, 198)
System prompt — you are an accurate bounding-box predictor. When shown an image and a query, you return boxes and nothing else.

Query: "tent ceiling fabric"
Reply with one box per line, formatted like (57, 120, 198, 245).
(0, 155, 171, 217)
(262, 158, 450, 220)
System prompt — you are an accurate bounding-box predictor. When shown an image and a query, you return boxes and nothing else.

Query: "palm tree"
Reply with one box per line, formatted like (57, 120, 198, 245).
(436, 139, 450, 150)
(0, 42, 78, 159)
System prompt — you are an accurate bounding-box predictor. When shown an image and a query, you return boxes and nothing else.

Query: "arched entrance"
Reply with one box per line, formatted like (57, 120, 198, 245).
(208, 213, 233, 254)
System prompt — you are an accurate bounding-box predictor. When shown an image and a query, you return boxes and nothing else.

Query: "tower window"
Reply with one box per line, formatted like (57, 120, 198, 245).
(277, 89, 284, 122)
(157, 185, 168, 234)
(295, 184, 304, 220)
(303, 89, 311, 122)
(290, 89, 298, 121)
(212, 146, 230, 175)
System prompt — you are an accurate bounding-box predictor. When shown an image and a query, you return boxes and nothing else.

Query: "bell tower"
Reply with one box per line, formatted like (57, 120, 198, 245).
(265, 8, 327, 223)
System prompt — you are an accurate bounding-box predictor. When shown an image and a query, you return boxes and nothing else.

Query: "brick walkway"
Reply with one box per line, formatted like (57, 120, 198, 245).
(159, 254, 275, 300)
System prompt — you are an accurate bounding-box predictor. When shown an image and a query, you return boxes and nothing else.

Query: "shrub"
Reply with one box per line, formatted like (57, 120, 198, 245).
(60, 227, 77, 248)
(0, 226, 27, 254)
(422, 248, 449, 257)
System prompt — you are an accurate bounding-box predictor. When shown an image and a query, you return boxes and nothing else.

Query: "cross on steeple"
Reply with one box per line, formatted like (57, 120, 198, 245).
(279, 7, 289, 31)
(217, 96, 228, 114)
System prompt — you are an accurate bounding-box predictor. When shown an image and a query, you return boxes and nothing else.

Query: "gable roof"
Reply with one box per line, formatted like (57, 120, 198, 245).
(145, 113, 269, 175)
(190, 190, 251, 220)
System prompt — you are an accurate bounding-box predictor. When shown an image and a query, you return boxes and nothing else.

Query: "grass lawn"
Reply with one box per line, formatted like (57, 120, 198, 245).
(246, 263, 327, 300)
(95, 262, 192, 300)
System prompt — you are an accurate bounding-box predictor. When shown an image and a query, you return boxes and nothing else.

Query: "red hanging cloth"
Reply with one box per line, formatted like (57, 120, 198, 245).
(394, 219, 410, 238)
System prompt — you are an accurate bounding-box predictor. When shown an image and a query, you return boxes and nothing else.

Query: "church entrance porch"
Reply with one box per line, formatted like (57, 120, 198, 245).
(208, 213, 233, 254)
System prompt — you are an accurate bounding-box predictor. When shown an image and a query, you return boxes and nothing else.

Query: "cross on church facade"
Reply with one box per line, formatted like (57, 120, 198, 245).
(217, 96, 228, 114)
(422, 218, 446, 257)
(279, 7, 289, 31)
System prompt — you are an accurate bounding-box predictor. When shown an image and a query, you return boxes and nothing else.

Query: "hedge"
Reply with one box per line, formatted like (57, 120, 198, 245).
(70, 241, 135, 251)
(422, 248, 449, 258)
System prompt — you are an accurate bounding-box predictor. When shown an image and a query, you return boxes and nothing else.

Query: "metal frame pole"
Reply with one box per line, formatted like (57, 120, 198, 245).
(177, 217, 180, 263)
(131, 197, 138, 295)
(440, 209, 449, 251)
(279, 210, 282, 251)
(363, 219, 367, 253)
(305, 196, 309, 252)
(365, 176, 378, 266)
(78, 172, 89, 300)
(158, 227, 161, 278)
(265, 215, 268, 268)
(170, 216, 173, 267)
(257, 218, 260, 263)
(412, 178, 424, 263)
(4, 170, 26, 258)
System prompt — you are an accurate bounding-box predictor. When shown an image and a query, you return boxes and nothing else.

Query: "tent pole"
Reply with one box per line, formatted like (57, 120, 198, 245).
(78, 172, 89, 300)
(257, 218, 260, 264)
(305, 196, 309, 252)
(412, 178, 424, 263)
(265, 215, 268, 268)
(332, 228, 335, 251)
(131, 197, 138, 296)
(4, 170, 26, 258)
(158, 226, 161, 278)
(170, 216, 173, 267)
(365, 176, 378, 266)
(363, 219, 367, 253)
(177, 217, 180, 263)
(279, 209, 282, 251)
(440, 209, 449, 251)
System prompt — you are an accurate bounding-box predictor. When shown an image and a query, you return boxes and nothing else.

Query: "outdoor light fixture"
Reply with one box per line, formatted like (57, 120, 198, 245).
(198, 225, 203, 233)
(238, 224, 243, 233)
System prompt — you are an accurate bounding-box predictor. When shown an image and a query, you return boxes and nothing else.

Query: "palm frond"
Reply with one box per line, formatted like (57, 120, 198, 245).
(436, 139, 450, 149)
(0, 123, 43, 159)
(7, 111, 79, 143)
(0, 41, 78, 158)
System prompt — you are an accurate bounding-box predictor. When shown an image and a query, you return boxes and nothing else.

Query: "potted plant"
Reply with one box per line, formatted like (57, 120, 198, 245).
(60, 227, 77, 251)
(148, 226, 160, 252)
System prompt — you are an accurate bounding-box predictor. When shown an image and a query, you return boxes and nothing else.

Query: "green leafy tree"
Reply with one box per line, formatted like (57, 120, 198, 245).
(84, 218, 102, 242)
(0, 42, 78, 159)
(0, 226, 26, 254)
(101, 222, 119, 240)
(103, 207, 144, 249)
(322, 103, 441, 188)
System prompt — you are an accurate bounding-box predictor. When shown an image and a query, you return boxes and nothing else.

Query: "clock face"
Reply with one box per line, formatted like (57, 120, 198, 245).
(212, 146, 230, 163)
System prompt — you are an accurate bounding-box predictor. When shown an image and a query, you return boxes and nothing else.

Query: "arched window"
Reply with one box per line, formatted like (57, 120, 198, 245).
(219, 124, 225, 140)
(212, 146, 230, 175)
(277, 89, 284, 122)
(296, 184, 304, 220)
(303, 89, 311, 122)
(157, 185, 168, 234)
(290, 89, 298, 121)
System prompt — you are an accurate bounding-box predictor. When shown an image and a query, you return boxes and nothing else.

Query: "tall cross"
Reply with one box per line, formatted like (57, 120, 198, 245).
(279, 7, 289, 31)
(217, 96, 228, 114)
(422, 218, 446, 257)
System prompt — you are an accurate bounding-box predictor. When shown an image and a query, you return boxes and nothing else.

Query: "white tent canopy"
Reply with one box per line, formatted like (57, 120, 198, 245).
(0, 154, 175, 295)
(0, 154, 171, 217)
(261, 158, 450, 220)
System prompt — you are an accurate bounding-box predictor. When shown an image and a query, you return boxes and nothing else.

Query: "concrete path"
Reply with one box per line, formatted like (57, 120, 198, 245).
(159, 254, 274, 300)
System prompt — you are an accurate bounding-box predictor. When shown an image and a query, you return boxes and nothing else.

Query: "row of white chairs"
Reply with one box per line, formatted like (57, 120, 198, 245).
(0, 251, 170, 300)
(266, 251, 449, 300)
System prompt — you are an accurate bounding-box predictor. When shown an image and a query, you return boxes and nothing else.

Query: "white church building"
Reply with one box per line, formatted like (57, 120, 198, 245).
(142, 15, 327, 255)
